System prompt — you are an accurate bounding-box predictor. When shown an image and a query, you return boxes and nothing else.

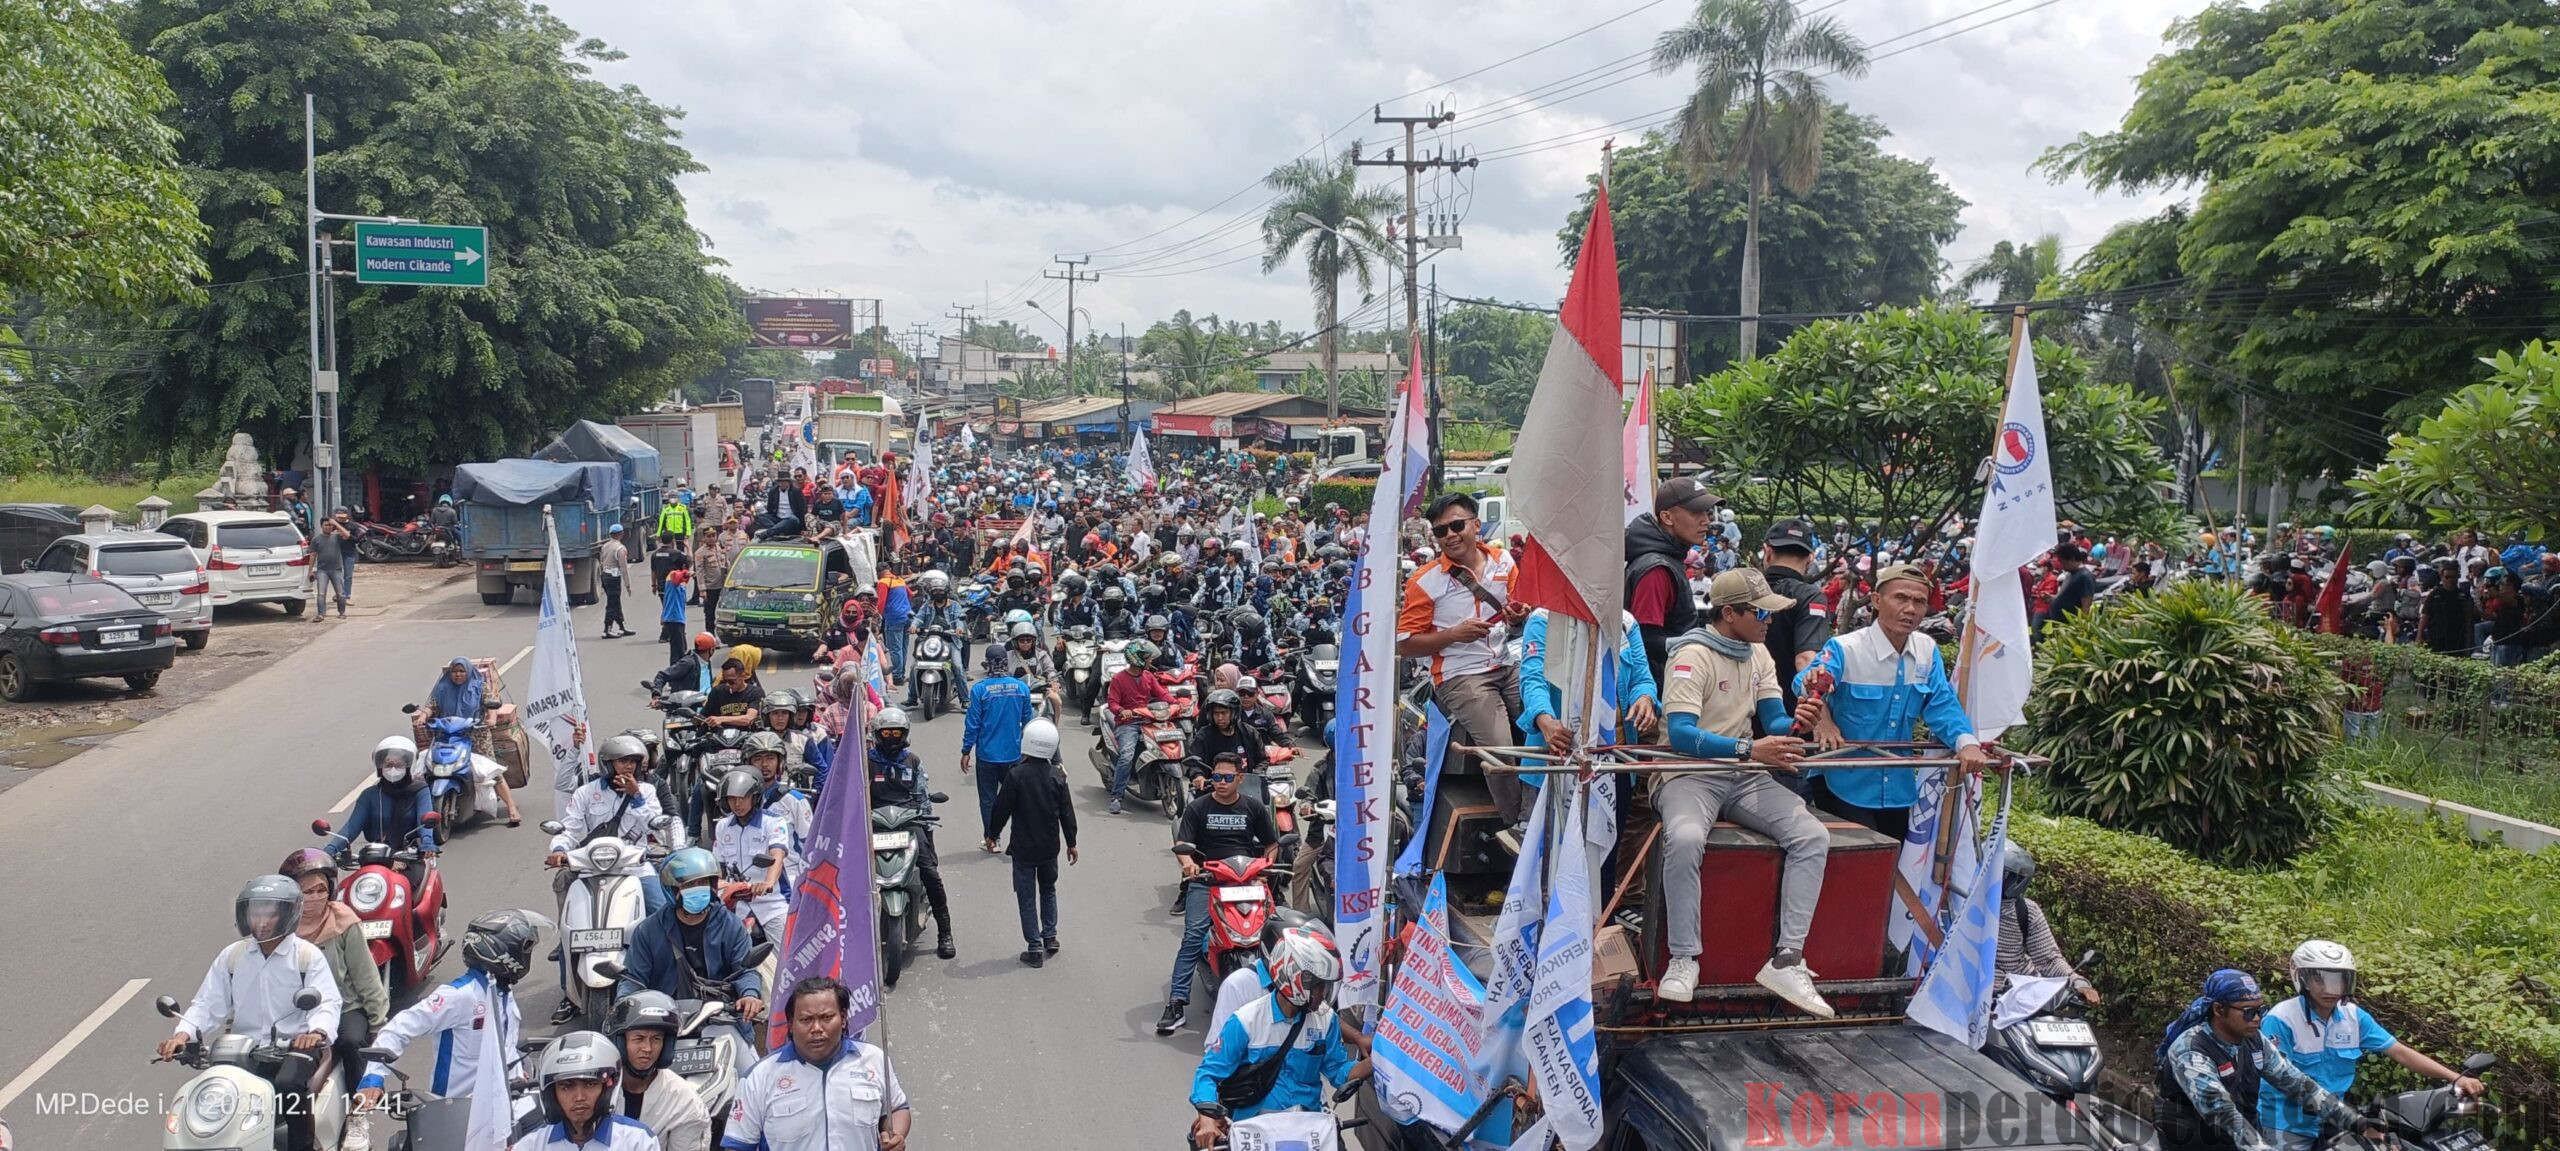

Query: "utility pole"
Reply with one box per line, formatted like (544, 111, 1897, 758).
(1355, 105, 1474, 372)
(1044, 255, 1099, 402)
(1119, 322, 1134, 450)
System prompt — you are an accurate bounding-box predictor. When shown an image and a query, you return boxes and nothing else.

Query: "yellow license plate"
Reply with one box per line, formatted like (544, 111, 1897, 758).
(507, 561, 542, 572)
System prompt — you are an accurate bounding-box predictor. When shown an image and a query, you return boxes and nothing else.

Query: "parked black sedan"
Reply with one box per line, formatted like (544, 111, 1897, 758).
(0, 573, 179, 701)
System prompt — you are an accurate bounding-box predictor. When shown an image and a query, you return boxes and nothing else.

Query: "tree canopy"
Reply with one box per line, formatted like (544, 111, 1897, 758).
(2350, 341, 2560, 541)
(0, 0, 205, 317)
(1657, 304, 2174, 536)
(124, 0, 741, 473)
(1435, 303, 1552, 425)
(1562, 116, 1964, 374)
(2042, 0, 2560, 480)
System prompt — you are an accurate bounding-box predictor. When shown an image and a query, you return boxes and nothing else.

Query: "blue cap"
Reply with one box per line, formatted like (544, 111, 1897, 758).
(609, 523, 624, 534)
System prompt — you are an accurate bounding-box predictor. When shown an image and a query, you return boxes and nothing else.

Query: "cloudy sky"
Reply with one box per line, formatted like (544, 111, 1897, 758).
(543, 0, 2213, 343)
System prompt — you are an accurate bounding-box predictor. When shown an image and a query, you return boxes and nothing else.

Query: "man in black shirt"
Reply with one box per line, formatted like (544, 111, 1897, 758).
(1183, 690, 1267, 790)
(1157, 753, 1275, 1037)
(1757, 518, 1834, 714)
(704, 658, 764, 727)
(2039, 543, 2097, 638)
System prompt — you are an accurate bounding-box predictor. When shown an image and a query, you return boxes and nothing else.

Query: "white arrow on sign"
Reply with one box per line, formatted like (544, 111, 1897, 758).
(457, 247, 483, 266)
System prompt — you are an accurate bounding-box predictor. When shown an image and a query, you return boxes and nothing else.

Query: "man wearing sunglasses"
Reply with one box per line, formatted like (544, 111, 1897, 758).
(1157, 752, 1277, 1038)
(1396, 493, 1530, 824)
(2155, 969, 2382, 1151)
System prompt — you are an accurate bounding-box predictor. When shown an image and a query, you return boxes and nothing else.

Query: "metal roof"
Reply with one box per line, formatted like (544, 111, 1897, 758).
(1156, 391, 1310, 418)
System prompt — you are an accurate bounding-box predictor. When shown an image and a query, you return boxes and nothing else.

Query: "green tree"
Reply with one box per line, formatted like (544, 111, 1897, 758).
(1651, 0, 1867, 361)
(126, 0, 742, 473)
(962, 319, 1048, 354)
(0, 0, 206, 318)
(1138, 310, 1256, 401)
(1561, 121, 1964, 374)
(1951, 234, 2063, 304)
(2350, 341, 2560, 540)
(1657, 304, 2174, 535)
(1259, 149, 1399, 418)
(1436, 303, 1551, 425)
(2040, 0, 2560, 480)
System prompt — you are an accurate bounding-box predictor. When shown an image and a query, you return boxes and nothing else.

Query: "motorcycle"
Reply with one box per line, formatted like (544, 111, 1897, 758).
(1291, 639, 1339, 735)
(424, 520, 460, 568)
(1980, 953, 2158, 1151)
(356, 1036, 539, 1151)
(646, 686, 710, 831)
(154, 989, 353, 1151)
(961, 580, 996, 642)
(1249, 661, 1295, 736)
(402, 704, 508, 834)
(2323, 1053, 2497, 1151)
(540, 814, 673, 1025)
(909, 626, 960, 722)
(311, 813, 448, 999)
(1178, 844, 1281, 986)
(1060, 624, 1102, 724)
(873, 790, 948, 989)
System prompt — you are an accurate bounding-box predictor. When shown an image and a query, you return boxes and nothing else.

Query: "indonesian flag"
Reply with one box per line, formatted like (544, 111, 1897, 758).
(2318, 544, 2353, 634)
(1958, 319, 2058, 741)
(1622, 370, 1653, 525)
(1508, 176, 1624, 631)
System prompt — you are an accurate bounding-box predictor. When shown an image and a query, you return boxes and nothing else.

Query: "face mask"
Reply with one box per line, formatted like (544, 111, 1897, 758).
(679, 886, 715, 915)
(379, 761, 411, 785)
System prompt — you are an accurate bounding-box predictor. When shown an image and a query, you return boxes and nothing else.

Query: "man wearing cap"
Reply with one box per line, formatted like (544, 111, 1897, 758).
(2039, 542, 2096, 638)
(1654, 568, 1834, 1015)
(1624, 477, 1725, 682)
(1792, 562, 1989, 839)
(1757, 518, 1834, 716)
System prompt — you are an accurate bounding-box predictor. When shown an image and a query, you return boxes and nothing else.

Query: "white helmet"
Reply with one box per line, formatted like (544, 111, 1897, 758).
(1020, 718, 1060, 761)
(2289, 939, 2358, 999)
(373, 735, 420, 786)
(1266, 926, 1343, 1009)
(873, 706, 911, 732)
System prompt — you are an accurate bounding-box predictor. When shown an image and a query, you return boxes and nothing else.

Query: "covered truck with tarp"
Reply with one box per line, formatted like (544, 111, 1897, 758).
(452, 459, 620, 607)
(534, 419, 663, 532)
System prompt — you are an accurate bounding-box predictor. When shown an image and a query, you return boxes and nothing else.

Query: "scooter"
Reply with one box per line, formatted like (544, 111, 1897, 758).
(1248, 662, 1295, 734)
(1980, 953, 2158, 1151)
(154, 989, 353, 1151)
(873, 791, 947, 988)
(1291, 639, 1339, 735)
(1086, 701, 1192, 818)
(645, 686, 710, 833)
(403, 704, 507, 835)
(1060, 624, 1101, 723)
(312, 813, 448, 999)
(356, 1037, 538, 1151)
(540, 815, 673, 1025)
(909, 626, 959, 722)
(1177, 844, 1280, 986)
(2324, 1053, 2498, 1151)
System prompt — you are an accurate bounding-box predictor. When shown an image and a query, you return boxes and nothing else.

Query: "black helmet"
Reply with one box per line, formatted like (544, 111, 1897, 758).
(1235, 609, 1267, 637)
(1206, 688, 1242, 712)
(235, 874, 303, 943)
(2000, 843, 2036, 899)
(1060, 571, 1088, 594)
(1325, 560, 1350, 581)
(606, 990, 682, 1058)
(462, 908, 546, 986)
(1094, 563, 1123, 586)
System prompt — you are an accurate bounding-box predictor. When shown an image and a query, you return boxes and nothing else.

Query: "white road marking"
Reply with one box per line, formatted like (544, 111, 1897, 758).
(329, 777, 370, 814)
(497, 645, 534, 677)
(0, 978, 151, 1111)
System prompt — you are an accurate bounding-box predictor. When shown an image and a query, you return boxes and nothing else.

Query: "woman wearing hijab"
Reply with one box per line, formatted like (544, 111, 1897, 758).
(282, 847, 389, 1151)
(418, 655, 526, 826)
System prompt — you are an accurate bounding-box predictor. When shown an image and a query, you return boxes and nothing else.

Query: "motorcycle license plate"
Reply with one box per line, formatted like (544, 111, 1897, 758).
(569, 927, 626, 952)
(2027, 1018, 2096, 1046)
(666, 1042, 719, 1077)
(873, 830, 913, 852)
(99, 627, 139, 646)
(360, 919, 395, 940)
(1216, 886, 1264, 904)
(248, 563, 284, 577)
(2438, 1130, 2487, 1151)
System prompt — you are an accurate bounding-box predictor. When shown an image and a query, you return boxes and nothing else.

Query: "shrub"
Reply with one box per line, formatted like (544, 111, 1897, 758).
(1307, 478, 1378, 513)
(2023, 579, 2347, 866)
(2012, 803, 2560, 1150)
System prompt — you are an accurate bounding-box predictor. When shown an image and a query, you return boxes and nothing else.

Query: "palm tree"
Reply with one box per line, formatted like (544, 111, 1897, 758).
(1653, 0, 1867, 361)
(1259, 150, 1398, 417)
(1139, 310, 1254, 402)
(1953, 234, 2065, 304)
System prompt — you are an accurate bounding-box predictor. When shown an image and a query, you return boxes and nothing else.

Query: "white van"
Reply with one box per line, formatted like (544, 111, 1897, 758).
(160, 511, 311, 616)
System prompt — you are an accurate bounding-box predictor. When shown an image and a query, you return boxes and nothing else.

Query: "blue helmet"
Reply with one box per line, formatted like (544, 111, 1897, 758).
(660, 846, 718, 888)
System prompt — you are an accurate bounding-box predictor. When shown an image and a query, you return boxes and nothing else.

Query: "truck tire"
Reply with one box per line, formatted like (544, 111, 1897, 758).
(570, 591, 598, 607)
(481, 591, 512, 606)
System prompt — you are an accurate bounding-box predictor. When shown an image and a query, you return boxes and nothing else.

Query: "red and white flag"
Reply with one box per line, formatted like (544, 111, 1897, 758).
(1621, 370, 1654, 525)
(1510, 178, 1624, 631)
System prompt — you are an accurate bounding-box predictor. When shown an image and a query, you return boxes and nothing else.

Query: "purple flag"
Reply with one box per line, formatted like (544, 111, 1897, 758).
(767, 694, 878, 1043)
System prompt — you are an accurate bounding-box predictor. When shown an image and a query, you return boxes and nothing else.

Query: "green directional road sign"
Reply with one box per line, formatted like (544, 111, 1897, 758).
(351, 222, 490, 287)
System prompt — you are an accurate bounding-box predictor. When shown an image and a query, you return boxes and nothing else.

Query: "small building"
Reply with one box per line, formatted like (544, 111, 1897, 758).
(1150, 391, 1383, 452)
(1001, 394, 1162, 445)
(1247, 350, 1403, 392)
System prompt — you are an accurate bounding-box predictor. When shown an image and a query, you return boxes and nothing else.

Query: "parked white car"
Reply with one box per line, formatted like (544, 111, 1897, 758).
(160, 511, 312, 617)
(26, 531, 215, 649)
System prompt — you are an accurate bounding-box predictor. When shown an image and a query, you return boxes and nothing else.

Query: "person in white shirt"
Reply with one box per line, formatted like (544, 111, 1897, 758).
(515, 1032, 661, 1151)
(708, 768, 800, 943)
(358, 910, 542, 1125)
(159, 875, 344, 1151)
(606, 993, 712, 1151)
(723, 977, 912, 1151)
(547, 753, 674, 1023)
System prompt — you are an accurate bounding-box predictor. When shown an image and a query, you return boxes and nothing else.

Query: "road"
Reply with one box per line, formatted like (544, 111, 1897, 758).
(0, 576, 1218, 1149)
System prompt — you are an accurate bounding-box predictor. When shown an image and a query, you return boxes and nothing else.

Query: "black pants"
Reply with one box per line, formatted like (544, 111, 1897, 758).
(704, 588, 723, 622)
(601, 574, 625, 631)
(662, 620, 686, 664)
(1805, 776, 1911, 840)
(264, 1049, 322, 1150)
(918, 831, 953, 931)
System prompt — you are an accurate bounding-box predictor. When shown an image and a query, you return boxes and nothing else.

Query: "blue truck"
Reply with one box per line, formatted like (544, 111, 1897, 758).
(453, 460, 628, 607)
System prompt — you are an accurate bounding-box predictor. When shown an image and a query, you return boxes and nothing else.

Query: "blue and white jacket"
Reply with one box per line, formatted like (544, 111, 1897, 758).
(361, 969, 522, 1096)
(1189, 991, 1358, 1121)
(511, 1114, 660, 1151)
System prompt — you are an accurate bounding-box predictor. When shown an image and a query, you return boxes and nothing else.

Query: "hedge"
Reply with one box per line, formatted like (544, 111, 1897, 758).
(1307, 478, 1379, 513)
(2013, 805, 2560, 1149)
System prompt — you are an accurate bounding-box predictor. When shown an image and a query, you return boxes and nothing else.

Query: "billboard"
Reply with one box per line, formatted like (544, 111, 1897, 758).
(745, 297, 856, 349)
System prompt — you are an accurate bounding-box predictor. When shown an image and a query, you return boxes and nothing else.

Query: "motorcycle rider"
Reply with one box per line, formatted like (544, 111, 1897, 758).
(743, 732, 815, 846)
(160, 875, 344, 1151)
(1227, 609, 1276, 671)
(416, 655, 527, 826)
(1158, 754, 1279, 1037)
(652, 632, 721, 696)
(1098, 583, 1140, 640)
(710, 768, 800, 943)
(997, 620, 1064, 716)
(359, 910, 544, 1127)
(869, 708, 957, 960)
(1052, 571, 1102, 635)
(2259, 941, 2483, 1151)
(1184, 689, 1267, 792)
(1992, 845, 2098, 1004)
(324, 735, 438, 866)
(547, 747, 675, 1022)
(516, 1032, 661, 1151)
(617, 847, 768, 1022)
(2155, 969, 2380, 1151)
(1145, 613, 1190, 664)
(606, 993, 711, 1151)
(1106, 640, 1176, 816)
(1186, 928, 1366, 1149)
(904, 575, 969, 708)
(279, 849, 387, 1149)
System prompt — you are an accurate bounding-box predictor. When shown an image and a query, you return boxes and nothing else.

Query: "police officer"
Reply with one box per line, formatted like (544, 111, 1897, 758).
(607, 993, 711, 1151)
(1756, 518, 1835, 716)
(514, 1032, 660, 1151)
(723, 977, 913, 1151)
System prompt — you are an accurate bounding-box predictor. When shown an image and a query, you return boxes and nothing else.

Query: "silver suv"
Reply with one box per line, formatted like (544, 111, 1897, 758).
(26, 532, 215, 650)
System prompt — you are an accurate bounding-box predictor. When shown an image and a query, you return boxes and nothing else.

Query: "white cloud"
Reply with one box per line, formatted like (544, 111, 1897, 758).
(544, 0, 2211, 336)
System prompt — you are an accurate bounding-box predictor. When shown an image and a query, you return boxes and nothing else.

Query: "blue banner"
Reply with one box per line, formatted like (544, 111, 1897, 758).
(1392, 703, 1451, 878)
(1370, 874, 1489, 1133)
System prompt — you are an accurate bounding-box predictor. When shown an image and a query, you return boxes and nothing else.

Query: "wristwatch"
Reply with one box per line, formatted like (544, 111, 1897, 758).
(1734, 736, 1754, 761)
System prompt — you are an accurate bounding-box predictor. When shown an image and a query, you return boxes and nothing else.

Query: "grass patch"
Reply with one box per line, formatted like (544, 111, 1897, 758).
(2333, 734, 2560, 829)
(0, 473, 220, 520)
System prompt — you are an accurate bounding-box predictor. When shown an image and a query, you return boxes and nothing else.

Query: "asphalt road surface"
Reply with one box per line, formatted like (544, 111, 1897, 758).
(0, 576, 1220, 1149)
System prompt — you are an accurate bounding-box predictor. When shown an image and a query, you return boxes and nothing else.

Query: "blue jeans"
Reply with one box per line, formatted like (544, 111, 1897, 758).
(1110, 723, 1145, 799)
(1168, 881, 1210, 1002)
(1013, 857, 1059, 946)
(884, 623, 911, 679)
(976, 757, 1016, 840)
(2345, 710, 2381, 743)
(314, 563, 349, 614)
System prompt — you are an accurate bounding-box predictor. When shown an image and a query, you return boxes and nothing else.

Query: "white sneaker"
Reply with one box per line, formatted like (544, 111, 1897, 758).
(1756, 959, 1836, 1019)
(340, 1110, 371, 1151)
(1657, 955, 1700, 1003)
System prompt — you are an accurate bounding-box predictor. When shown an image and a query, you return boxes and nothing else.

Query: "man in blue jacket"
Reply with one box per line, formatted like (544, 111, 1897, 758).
(617, 848, 767, 1023)
(961, 647, 1033, 842)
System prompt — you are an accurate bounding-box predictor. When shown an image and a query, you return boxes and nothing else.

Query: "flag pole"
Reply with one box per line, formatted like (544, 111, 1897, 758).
(1936, 306, 2029, 904)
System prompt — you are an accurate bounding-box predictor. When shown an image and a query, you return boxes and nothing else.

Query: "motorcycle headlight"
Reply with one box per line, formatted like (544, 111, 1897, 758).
(348, 872, 389, 913)
(590, 843, 624, 871)
(186, 1077, 239, 1137)
(1269, 780, 1296, 806)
